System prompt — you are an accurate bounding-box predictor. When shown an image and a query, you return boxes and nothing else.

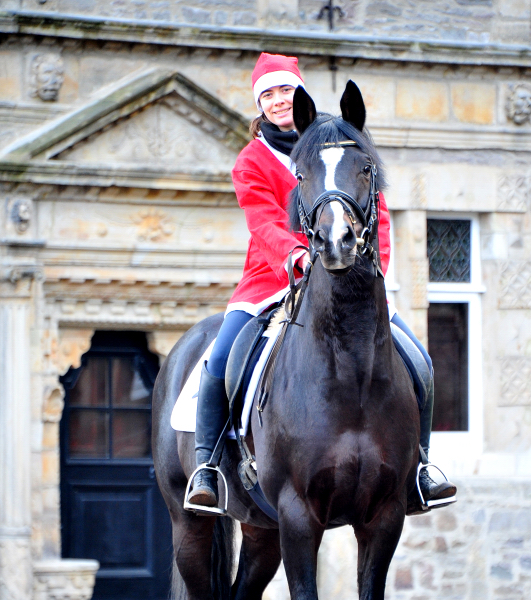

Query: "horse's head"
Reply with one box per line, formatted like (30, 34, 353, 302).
(290, 81, 386, 275)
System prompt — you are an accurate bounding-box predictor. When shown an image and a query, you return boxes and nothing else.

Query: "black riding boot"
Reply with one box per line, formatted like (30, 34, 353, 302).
(418, 379, 457, 505)
(186, 362, 228, 508)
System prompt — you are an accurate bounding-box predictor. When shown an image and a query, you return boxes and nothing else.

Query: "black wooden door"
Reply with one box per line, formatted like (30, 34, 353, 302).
(60, 331, 172, 600)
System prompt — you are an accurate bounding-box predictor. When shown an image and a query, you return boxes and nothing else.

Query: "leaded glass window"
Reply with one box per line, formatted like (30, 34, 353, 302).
(427, 219, 471, 282)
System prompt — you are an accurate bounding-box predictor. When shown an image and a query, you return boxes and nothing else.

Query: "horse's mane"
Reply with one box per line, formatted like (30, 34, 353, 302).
(289, 113, 387, 232)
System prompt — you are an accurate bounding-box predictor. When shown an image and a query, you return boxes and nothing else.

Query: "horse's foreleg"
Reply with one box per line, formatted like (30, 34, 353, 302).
(172, 512, 217, 600)
(355, 501, 405, 600)
(231, 524, 281, 600)
(277, 492, 324, 600)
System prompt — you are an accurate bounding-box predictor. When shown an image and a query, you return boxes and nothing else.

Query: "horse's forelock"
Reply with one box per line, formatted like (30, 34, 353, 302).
(288, 115, 387, 232)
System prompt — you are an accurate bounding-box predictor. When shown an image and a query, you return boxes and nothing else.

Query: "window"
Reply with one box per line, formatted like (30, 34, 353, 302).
(61, 331, 160, 463)
(67, 355, 153, 459)
(428, 302, 468, 431)
(427, 214, 484, 469)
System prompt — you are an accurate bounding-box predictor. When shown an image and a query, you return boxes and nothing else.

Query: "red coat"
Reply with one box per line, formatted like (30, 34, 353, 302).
(227, 137, 391, 316)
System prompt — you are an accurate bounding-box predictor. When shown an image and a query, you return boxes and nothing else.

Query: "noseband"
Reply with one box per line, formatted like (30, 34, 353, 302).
(294, 123, 384, 278)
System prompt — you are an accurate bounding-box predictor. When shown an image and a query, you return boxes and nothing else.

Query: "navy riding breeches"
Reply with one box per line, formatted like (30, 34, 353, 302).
(206, 310, 254, 379)
(391, 312, 432, 372)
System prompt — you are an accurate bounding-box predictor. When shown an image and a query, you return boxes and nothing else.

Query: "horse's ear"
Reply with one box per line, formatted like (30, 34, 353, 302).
(293, 86, 317, 135)
(340, 80, 366, 131)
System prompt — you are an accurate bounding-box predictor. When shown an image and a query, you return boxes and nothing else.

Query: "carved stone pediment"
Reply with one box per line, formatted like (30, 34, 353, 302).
(54, 98, 239, 171)
(0, 68, 250, 187)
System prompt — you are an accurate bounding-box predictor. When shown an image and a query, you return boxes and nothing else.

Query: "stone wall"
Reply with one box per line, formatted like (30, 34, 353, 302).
(262, 479, 531, 600)
(3, 0, 530, 45)
(1, 39, 531, 152)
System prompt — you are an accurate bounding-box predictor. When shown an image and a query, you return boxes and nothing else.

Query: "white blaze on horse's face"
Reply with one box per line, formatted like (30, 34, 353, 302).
(320, 147, 351, 252)
(321, 147, 344, 191)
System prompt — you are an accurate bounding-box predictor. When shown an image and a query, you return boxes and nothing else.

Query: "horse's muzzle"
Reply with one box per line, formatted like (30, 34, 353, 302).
(313, 200, 359, 272)
(323, 263, 355, 276)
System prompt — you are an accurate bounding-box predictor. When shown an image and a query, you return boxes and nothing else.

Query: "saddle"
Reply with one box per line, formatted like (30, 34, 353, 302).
(224, 307, 281, 521)
(225, 310, 275, 420)
(390, 323, 432, 411)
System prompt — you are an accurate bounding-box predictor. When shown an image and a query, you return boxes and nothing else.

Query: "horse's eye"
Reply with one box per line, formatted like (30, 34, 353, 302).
(296, 172, 304, 182)
(363, 165, 371, 175)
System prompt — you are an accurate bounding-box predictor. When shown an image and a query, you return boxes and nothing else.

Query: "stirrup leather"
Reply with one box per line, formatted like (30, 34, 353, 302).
(183, 463, 229, 516)
(416, 462, 457, 510)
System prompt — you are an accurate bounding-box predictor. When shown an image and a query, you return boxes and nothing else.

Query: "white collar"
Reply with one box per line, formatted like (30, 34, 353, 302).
(257, 134, 297, 176)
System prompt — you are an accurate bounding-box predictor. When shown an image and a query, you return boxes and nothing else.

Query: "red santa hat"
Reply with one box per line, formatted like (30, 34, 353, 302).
(252, 52, 305, 110)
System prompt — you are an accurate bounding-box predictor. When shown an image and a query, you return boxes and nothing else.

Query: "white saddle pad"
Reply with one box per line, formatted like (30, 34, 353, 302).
(170, 326, 282, 439)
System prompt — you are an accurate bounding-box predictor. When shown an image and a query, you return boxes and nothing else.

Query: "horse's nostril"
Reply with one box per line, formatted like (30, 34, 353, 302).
(341, 227, 356, 249)
(313, 229, 326, 250)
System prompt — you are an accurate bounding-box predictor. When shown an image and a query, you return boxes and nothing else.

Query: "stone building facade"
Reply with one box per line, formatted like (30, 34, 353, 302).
(0, 2, 530, 599)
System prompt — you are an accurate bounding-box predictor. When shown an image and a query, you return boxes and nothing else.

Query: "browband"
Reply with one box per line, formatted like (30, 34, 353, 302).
(321, 141, 358, 148)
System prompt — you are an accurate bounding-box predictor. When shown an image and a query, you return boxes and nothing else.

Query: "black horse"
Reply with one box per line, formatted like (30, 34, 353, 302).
(152, 81, 419, 600)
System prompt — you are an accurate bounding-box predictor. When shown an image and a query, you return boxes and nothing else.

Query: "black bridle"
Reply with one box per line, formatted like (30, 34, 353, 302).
(294, 127, 384, 278)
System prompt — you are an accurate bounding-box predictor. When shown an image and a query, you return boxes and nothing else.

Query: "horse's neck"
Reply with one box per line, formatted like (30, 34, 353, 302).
(301, 264, 391, 362)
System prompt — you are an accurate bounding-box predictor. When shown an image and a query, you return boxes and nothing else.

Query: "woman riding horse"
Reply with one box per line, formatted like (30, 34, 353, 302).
(185, 52, 456, 512)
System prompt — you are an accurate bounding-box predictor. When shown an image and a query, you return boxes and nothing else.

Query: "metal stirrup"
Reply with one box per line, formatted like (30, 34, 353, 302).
(183, 464, 229, 516)
(416, 462, 457, 510)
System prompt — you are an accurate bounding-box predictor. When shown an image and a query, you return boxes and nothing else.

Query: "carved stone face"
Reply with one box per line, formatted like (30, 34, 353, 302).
(506, 83, 531, 126)
(12, 198, 32, 233)
(30, 54, 65, 101)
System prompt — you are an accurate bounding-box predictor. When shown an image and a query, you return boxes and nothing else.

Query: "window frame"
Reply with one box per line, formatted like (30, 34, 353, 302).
(426, 212, 484, 473)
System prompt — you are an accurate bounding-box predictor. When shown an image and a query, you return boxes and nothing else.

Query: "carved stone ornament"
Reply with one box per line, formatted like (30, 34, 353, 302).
(11, 197, 32, 233)
(499, 357, 531, 406)
(42, 385, 65, 423)
(499, 261, 531, 309)
(57, 329, 94, 375)
(497, 172, 530, 212)
(29, 53, 65, 102)
(132, 208, 174, 242)
(506, 83, 531, 126)
(33, 559, 99, 600)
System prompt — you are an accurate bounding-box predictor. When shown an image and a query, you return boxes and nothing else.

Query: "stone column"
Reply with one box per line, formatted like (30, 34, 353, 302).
(392, 210, 429, 347)
(0, 287, 33, 600)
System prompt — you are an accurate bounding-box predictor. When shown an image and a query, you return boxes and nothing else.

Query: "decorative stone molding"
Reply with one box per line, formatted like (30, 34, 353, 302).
(42, 385, 65, 423)
(147, 330, 185, 363)
(29, 54, 65, 102)
(5, 10, 531, 68)
(499, 261, 531, 309)
(499, 357, 531, 406)
(506, 83, 531, 126)
(47, 298, 227, 328)
(132, 208, 174, 242)
(10, 196, 32, 233)
(33, 559, 99, 600)
(57, 329, 94, 375)
(497, 172, 530, 212)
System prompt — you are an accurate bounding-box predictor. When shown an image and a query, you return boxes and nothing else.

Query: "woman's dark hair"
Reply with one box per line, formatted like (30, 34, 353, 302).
(249, 114, 272, 138)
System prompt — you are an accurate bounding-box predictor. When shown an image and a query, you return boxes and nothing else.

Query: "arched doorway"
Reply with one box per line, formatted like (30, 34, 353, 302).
(60, 331, 172, 600)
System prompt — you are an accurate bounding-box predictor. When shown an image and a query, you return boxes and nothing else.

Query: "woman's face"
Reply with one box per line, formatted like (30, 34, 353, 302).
(259, 85, 296, 131)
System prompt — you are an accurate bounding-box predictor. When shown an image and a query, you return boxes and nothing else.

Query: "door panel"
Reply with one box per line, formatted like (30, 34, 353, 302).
(60, 332, 172, 600)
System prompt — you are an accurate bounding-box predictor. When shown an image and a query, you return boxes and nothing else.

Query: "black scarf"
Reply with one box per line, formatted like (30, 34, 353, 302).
(260, 121, 299, 156)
